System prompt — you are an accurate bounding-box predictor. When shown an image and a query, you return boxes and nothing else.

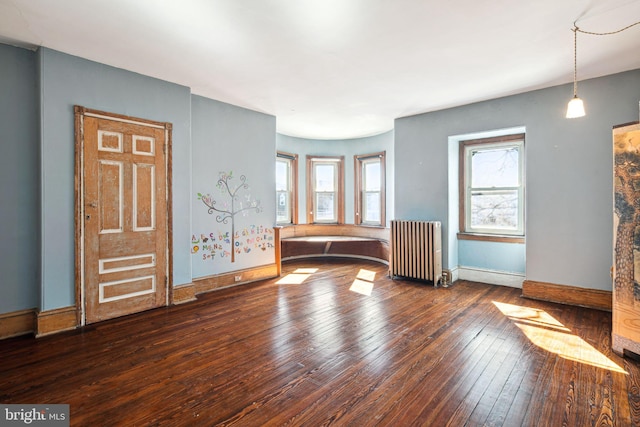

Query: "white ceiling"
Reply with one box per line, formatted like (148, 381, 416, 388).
(1, 0, 639, 139)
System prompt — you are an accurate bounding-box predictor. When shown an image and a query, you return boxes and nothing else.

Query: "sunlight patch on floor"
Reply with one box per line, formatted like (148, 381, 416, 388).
(357, 268, 376, 282)
(276, 268, 319, 285)
(493, 301, 626, 374)
(350, 269, 376, 296)
(350, 279, 374, 296)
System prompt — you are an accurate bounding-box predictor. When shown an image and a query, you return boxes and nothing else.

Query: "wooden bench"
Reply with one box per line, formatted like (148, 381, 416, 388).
(277, 224, 390, 265)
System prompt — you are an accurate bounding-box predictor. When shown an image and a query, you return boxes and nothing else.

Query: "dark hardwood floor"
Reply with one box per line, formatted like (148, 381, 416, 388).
(1, 258, 639, 426)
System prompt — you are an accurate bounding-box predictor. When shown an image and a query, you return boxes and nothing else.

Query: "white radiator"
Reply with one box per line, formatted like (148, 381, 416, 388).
(390, 220, 443, 286)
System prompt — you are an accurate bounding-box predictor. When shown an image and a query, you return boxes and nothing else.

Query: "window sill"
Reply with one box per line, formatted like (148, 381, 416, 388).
(457, 232, 524, 244)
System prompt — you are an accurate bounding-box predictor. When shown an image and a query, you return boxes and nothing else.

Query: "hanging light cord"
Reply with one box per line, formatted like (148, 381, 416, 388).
(570, 20, 640, 97)
(573, 20, 640, 36)
(571, 26, 579, 97)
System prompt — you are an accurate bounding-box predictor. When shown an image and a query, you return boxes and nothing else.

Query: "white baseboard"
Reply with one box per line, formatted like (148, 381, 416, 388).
(457, 266, 525, 288)
(447, 267, 460, 284)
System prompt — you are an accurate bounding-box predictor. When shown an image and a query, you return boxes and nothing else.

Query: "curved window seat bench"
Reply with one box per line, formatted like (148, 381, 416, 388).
(278, 224, 389, 265)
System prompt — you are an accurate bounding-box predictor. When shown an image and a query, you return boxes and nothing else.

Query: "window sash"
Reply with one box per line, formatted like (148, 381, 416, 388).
(462, 138, 524, 236)
(355, 152, 385, 226)
(275, 159, 289, 191)
(363, 161, 381, 191)
(276, 153, 297, 225)
(314, 191, 336, 222)
(362, 190, 381, 223)
(467, 188, 522, 233)
(276, 190, 291, 223)
(309, 158, 342, 223)
(314, 163, 336, 192)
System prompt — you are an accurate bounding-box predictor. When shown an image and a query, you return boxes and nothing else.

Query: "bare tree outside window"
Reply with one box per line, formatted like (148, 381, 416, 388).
(470, 147, 519, 229)
(461, 135, 524, 236)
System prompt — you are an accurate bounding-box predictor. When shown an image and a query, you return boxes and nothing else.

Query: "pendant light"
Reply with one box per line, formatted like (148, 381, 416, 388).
(566, 20, 640, 119)
(566, 26, 585, 118)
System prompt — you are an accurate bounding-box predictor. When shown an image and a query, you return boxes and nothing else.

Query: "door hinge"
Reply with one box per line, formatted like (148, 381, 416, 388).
(163, 143, 166, 155)
(165, 276, 168, 286)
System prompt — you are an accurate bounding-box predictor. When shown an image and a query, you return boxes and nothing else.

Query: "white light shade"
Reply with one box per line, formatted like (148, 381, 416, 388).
(566, 96, 586, 118)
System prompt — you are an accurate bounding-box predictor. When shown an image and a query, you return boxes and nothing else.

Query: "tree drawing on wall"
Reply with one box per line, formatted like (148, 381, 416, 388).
(197, 171, 262, 262)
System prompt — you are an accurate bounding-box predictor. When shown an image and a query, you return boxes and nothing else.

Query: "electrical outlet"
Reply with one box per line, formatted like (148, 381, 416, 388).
(234, 275, 242, 282)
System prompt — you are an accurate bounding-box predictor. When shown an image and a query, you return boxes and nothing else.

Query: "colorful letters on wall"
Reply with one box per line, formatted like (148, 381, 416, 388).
(191, 225, 275, 261)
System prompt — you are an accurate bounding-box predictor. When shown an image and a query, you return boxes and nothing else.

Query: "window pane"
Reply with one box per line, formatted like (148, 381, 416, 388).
(471, 147, 519, 188)
(275, 160, 289, 192)
(316, 193, 335, 221)
(315, 164, 335, 191)
(276, 191, 290, 223)
(364, 192, 380, 223)
(364, 162, 380, 191)
(470, 191, 519, 229)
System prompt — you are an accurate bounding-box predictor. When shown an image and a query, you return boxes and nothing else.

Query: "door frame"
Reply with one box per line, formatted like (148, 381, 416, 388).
(74, 106, 173, 326)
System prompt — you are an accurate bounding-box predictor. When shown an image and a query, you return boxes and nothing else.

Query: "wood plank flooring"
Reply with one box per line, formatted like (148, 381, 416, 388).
(1, 258, 639, 426)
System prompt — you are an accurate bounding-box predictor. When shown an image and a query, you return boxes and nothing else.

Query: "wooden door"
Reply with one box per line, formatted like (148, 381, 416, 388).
(76, 107, 170, 324)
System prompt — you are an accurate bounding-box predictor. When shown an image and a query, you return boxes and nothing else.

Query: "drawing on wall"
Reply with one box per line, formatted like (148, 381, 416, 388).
(612, 122, 640, 355)
(614, 129, 640, 301)
(197, 171, 262, 262)
(191, 225, 274, 262)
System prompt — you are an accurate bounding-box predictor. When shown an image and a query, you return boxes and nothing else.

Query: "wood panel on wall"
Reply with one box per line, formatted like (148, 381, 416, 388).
(194, 264, 279, 294)
(172, 284, 197, 305)
(0, 309, 36, 339)
(279, 224, 390, 264)
(281, 238, 389, 263)
(522, 280, 612, 312)
(279, 224, 389, 241)
(36, 306, 77, 337)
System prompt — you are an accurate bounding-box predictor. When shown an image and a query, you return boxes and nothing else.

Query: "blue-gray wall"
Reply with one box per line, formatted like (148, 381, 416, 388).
(458, 240, 526, 273)
(2, 40, 639, 317)
(0, 44, 39, 313)
(276, 131, 395, 226)
(39, 47, 192, 310)
(446, 126, 526, 276)
(1, 44, 279, 316)
(395, 69, 640, 291)
(191, 95, 276, 278)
